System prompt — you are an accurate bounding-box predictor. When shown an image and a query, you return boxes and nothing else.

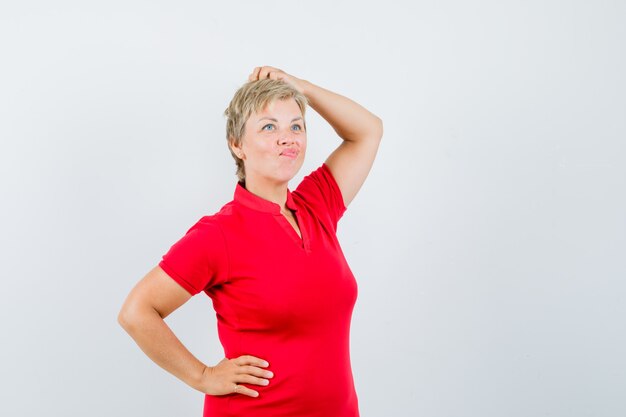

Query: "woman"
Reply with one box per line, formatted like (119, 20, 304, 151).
(118, 66, 383, 416)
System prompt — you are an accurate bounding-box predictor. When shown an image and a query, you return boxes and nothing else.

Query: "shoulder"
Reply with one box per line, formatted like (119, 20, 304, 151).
(186, 200, 238, 233)
(159, 212, 231, 295)
(180, 214, 222, 239)
(293, 163, 343, 202)
(292, 163, 347, 231)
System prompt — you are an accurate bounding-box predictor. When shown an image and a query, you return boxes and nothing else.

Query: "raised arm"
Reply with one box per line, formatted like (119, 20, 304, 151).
(248, 66, 383, 207)
(301, 80, 383, 207)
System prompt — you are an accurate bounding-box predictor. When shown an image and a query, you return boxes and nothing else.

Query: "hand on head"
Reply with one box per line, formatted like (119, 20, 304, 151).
(248, 66, 306, 95)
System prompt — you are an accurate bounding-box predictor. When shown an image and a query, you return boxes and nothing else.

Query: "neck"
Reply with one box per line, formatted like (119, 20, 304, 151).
(243, 175, 290, 211)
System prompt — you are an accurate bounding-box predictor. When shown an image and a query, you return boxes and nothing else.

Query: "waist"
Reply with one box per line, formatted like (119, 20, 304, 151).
(204, 342, 358, 416)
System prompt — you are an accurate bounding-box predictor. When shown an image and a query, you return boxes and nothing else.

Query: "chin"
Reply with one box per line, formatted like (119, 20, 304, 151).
(283, 170, 301, 182)
(280, 167, 302, 183)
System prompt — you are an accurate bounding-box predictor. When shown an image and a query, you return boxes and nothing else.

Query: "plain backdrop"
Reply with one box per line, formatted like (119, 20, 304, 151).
(1, 1, 625, 416)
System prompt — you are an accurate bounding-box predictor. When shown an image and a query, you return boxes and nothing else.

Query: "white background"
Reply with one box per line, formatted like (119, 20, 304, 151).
(1, 1, 625, 416)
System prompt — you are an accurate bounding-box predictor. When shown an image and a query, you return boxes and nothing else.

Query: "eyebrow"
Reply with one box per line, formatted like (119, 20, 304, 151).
(257, 117, 303, 123)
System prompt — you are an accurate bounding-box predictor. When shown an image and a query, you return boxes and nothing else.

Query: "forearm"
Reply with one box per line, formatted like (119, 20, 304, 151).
(301, 79, 383, 142)
(119, 307, 207, 392)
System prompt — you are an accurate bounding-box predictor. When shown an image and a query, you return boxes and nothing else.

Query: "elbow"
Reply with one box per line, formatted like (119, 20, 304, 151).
(118, 299, 160, 335)
(370, 116, 383, 141)
(367, 116, 383, 141)
(117, 307, 133, 332)
(118, 301, 142, 334)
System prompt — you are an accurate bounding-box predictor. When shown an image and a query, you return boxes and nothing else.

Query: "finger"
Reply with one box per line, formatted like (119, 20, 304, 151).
(235, 355, 270, 367)
(235, 373, 271, 386)
(268, 70, 280, 80)
(236, 365, 274, 379)
(260, 66, 279, 79)
(253, 66, 261, 79)
(256, 67, 267, 79)
(234, 383, 260, 398)
(248, 67, 259, 82)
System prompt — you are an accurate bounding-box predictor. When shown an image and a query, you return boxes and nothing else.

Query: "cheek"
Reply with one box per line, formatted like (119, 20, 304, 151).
(255, 140, 274, 153)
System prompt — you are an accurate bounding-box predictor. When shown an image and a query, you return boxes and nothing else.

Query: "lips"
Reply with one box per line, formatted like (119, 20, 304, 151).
(280, 149, 298, 158)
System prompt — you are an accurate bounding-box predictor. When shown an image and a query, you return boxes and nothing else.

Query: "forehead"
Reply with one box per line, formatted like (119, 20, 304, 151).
(254, 98, 301, 118)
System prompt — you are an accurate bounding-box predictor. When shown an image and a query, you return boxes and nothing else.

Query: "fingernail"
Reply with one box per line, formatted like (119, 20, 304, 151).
(263, 361, 269, 367)
(267, 371, 274, 378)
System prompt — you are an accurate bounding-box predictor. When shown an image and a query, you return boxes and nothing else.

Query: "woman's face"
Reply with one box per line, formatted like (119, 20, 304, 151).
(236, 98, 307, 185)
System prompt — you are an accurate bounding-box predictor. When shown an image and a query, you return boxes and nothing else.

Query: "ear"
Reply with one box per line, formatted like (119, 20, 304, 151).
(229, 139, 244, 159)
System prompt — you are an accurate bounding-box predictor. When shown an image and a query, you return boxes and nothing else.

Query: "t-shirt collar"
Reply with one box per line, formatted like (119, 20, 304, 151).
(234, 182, 298, 215)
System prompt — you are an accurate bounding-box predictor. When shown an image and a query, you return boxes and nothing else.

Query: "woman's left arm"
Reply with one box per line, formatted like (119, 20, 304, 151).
(249, 66, 384, 207)
(300, 78, 383, 207)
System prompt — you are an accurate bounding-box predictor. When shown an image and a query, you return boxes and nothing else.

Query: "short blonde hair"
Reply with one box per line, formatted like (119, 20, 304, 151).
(224, 78, 308, 183)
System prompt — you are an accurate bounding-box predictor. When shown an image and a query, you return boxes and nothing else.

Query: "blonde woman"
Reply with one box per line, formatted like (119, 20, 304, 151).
(118, 66, 383, 416)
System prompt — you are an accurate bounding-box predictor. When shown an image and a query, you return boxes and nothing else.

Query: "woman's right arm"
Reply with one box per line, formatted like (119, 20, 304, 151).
(117, 266, 273, 397)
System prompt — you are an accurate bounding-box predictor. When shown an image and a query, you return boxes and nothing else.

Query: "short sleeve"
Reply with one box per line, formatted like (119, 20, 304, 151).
(158, 218, 229, 296)
(293, 163, 347, 231)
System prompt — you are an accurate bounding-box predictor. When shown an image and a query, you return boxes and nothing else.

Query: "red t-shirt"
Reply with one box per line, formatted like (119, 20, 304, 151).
(158, 163, 360, 417)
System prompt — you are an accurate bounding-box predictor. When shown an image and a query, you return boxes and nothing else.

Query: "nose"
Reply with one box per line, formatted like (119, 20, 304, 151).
(278, 129, 296, 145)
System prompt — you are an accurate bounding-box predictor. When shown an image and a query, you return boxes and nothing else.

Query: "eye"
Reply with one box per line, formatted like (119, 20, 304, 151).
(292, 124, 303, 131)
(262, 124, 275, 131)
